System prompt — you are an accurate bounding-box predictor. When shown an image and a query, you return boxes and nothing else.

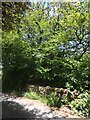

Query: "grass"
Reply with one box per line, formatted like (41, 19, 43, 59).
(24, 90, 63, 107)
(24, 91, 47, 104)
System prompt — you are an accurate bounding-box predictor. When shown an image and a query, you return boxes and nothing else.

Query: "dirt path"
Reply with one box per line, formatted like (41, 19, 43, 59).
(1, 93, 81, 119)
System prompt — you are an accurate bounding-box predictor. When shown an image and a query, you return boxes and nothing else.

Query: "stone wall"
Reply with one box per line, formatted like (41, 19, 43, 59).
(28, 85, 79, 100)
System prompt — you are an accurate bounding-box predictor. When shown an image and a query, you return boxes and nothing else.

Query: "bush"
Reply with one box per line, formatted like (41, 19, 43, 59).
(46, 93, 62, 107)
(2, 31, 36, 91)
(69, 92, 90, 118)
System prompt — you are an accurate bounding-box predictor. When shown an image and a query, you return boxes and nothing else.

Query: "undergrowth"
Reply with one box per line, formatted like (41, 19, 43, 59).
(24, 91, 47, 104)
(69, 91, 90, 118)
(24, 89, 90, 118)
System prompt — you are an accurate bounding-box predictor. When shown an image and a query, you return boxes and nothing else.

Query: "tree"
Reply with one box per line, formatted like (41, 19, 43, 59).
(2, 1, 89, 91)
(2, 2, 28, 31)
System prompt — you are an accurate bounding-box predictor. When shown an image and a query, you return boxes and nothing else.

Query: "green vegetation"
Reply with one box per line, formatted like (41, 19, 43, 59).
(46, 92, 62, 107)
(70, 92, 90, 117)
(24, 91, 62, 107)
(24, 91, 47, 104)
(24, 89, 90, 118)
(2, 1, 90, 118)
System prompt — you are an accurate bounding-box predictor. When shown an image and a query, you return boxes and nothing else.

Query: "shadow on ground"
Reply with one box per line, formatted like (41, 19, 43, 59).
(2, 100, 61, 119)
(2, 101, 37, 119)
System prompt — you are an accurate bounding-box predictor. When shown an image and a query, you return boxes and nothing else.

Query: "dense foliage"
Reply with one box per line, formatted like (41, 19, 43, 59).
(2, 1, 90, 117)
(2, 2, 28, 31)
(2, 2, 89, 91)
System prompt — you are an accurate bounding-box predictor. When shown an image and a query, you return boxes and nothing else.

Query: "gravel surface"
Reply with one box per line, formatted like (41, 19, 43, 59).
(1, 93, 81, 119)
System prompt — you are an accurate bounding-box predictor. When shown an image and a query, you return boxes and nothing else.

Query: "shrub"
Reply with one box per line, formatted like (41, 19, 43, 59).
(47, 93, 62, 107)
(69, 92, 90, 118)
